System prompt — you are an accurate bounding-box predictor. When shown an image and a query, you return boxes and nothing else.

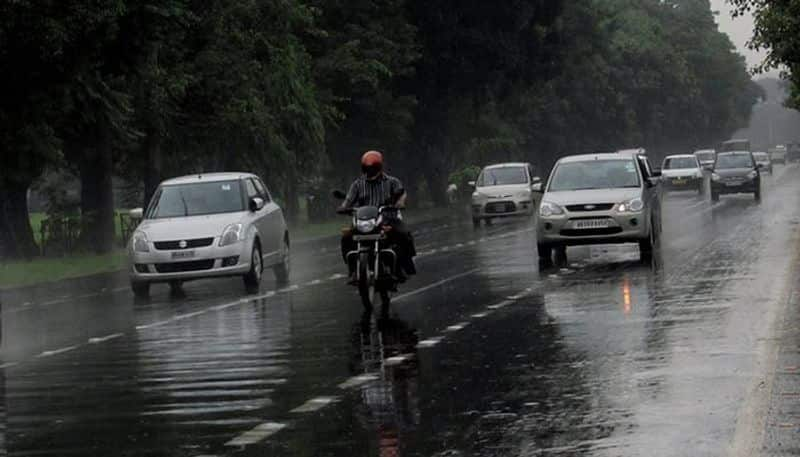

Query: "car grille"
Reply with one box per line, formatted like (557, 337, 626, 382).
(154, 237, 215, 250)
(485, 202, 516, 213)
(565, 203, 614, 212)
(154, 259, 216, 273)
(560, 227, 623, 237)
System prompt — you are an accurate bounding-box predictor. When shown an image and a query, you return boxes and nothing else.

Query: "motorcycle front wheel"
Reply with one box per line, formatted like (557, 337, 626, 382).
(358, 251, 377, 311)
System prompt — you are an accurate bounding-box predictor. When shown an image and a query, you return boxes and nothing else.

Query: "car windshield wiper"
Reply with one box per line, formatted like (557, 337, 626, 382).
(179, 190, 189, 216)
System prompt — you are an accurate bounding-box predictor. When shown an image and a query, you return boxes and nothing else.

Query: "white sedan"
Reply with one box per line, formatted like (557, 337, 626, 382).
(128, 172, 290, 298)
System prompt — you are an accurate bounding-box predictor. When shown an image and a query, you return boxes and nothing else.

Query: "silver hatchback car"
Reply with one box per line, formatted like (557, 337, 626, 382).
(128, 173, 290, 297)
(536, 153, 662, 264)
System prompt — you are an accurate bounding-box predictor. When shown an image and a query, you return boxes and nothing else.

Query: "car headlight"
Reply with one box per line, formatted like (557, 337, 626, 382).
(219, 223, 244, 247)
(356, 219, 377, 233)
(539, 201, 565, 217)
(132, 230, 149, 253)
(747, 170, 758, 179)
(472, 191, 486, 200)
(711, 173, 721, 182)
(517, 190, 532, 199)
(617, 197, 644, 213)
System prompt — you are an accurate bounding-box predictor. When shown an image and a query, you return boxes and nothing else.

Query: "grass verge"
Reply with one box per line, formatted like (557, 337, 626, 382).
(0, 250, 127, 290)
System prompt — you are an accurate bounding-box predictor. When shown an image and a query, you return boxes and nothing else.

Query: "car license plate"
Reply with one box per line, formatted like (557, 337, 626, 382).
(725, 181, 742, 187)
(573, 219, 610, 229)
(171, 250, 195, 259)
(489, 205, 507, 213)
(672, 178, 686, 185)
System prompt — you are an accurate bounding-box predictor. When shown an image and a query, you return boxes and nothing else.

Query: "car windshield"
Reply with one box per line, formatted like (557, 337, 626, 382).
(663, 157, 697, 169)
(753, 153, 768, 161)
(477, 167, 528, 186)
(696, 152, 714, 161)
(146, 180, 244, 218)
(715, 154, 753, 169)
(548, 160, 640, 191)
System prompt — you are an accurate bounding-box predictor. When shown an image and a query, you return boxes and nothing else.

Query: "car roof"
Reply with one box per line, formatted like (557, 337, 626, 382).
(664, 154, 697, 159)
(558, 153, 634, 164)
(161, 172, 258, 186)
(483, 162, 529, 169)
(616, 148, 646, 156)
(694, 149, 715, 154)
(723, 139, 749, 143)
(717, 150, 751, 156)
(752, 151, 768, 155)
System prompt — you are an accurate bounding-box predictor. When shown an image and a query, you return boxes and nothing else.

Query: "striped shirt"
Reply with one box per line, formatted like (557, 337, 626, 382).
(344, 174, 405, 208)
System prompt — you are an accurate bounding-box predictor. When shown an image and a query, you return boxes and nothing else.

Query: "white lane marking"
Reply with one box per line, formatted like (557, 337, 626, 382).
(338, 373, 379, 389)
(385, 354, 413, 366)
(488, 299, 514, 310)
(417, 337, 444, 348)
(393, 268, 480, 302)
(0, 362, 19, 369)
(330, 273, 346, 280)
(38, 345, 80, 358)
(211, 300, 246, 311)
(290, 396, 340, 413)
(455, 243, 464, 248)
(277, 285, 300, 293)
(224, 422, 286, 447)
(307, 279, 322, 286)
(40, 298, 69, 306)
(136, 321, 171, 330)
(112, 286, 129, 293)
(445, 322, 469, 332)
(88, 333, 124, 344)
(173, 310, 207, 321)
(468, 240, 477, 245)
(471, 311, 491, 319)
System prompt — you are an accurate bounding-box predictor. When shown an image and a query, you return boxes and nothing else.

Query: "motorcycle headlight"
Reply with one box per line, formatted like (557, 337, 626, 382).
(539, 201, 565, 217)
(711, 173, 721, 182)
(617, 197, 644, 213)
(219, 223, 244, 247)
(356, 219, 377, 233)
(132, 230, 149, 253)
(747, 170, 758, 179)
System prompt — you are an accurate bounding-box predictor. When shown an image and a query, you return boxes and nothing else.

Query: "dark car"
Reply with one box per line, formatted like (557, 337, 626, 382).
(710, 151, 761, 203)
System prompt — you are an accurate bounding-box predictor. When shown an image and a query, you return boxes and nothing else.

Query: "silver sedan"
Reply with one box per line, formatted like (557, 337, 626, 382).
(128, 172, 290, 298)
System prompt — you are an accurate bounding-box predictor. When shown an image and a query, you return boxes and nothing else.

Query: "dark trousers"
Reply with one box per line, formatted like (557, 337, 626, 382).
(341, 220, 416, 275)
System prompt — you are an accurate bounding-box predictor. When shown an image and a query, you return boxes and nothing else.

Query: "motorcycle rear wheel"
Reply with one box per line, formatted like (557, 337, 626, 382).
(358, 252, 377, 311)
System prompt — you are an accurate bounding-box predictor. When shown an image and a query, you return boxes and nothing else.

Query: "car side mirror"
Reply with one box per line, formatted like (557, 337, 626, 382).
(650, 168, 662, 177)
(331, 189, 347, 200)
(532, 182, 543, 192)
(468, 180, 476, 187)
(129, 208, 143, 219)
(532, 176, 542, 183)
(249, 197, 265, 212)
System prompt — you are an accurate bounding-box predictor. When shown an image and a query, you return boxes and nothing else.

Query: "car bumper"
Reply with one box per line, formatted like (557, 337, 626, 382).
(472, 198, 534, 218)
(537, 211, 650, 246)
(129, 241, 252, 283)
(711, 180, 758, 195)
(664, 176, 703, 191)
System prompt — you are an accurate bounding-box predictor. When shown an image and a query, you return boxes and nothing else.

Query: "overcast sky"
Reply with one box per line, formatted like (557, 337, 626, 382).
(709, 0, 776, 77)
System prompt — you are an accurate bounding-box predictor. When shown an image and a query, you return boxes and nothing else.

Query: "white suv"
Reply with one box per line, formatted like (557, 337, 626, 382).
(128, 173, 290, 298)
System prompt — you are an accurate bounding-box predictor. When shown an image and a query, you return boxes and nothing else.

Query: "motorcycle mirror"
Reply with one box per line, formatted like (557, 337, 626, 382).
(332, 190, 347, 200)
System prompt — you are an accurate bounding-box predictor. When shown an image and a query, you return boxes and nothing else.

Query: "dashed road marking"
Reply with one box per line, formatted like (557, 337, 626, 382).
(417, 337, 444, 348)
(385, 354, 413, 366)
(290, 396, 340, 413)
(471, 311, 491, 318)
(488, 299, 514, 310)
(338, 373, 379, 389)
(38, 345, 80, 358)
(445, 322, 469, 332)
(0, 362, 19, 369)
(224, 422, 286, 447)
(88, 333, 125, 344)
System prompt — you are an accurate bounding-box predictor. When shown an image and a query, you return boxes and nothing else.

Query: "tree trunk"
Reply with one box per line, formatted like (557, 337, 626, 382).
(283, 165, 299, 224)
(0, 179, 39, 259)
(143, 132, 162, 208)
(79, 127, 115, 253)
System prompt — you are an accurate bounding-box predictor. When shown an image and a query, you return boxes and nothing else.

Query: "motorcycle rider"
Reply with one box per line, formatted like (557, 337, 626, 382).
(339, 151, 416, 283)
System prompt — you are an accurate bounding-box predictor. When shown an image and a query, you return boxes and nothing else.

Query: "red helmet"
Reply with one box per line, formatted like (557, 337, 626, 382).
(361, 150, 384, 177)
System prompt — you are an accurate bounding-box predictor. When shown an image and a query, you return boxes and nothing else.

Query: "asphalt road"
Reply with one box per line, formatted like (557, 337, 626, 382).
(3, 166, 800, 456)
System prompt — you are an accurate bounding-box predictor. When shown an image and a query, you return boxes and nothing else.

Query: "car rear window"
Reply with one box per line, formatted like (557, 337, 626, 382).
(146, 180, 245, 218)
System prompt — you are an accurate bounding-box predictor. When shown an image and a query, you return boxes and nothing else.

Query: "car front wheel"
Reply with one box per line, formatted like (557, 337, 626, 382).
(273, 237, 290, 285)
(243, 243, 263, 293)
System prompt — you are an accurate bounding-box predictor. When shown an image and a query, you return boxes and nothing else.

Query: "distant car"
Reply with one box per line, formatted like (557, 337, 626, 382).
(661, 154, 704, 194)
(536, 153, 662, 264)
(769, 145, 787, 165)
(470, 162, 540, 227)
(694, 149, 716, 170)
(128, 172, 290, 298)
(752, 152, 772, 175)
(710, 151, 761, 203)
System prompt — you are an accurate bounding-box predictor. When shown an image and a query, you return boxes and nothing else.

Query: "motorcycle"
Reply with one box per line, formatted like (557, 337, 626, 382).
(333, 190, 402, 313)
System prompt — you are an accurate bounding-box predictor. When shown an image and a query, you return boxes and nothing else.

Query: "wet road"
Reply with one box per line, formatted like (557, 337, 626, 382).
(3, 166, 800, 456)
